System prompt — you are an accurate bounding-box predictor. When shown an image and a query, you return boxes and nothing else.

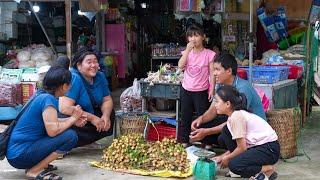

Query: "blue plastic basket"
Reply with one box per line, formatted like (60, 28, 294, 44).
(244, 66, 289, 84)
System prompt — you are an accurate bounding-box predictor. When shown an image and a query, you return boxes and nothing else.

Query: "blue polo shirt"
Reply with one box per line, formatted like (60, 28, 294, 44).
(7, 93, 58, 159)
(217, 76, 266, 120)
(65, 69, 110, 114)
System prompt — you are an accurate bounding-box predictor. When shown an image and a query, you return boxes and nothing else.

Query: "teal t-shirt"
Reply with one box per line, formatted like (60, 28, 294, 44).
(217, 76, 266, 120)
(7, 93, 58, 159)
(65, 69, 110, 115)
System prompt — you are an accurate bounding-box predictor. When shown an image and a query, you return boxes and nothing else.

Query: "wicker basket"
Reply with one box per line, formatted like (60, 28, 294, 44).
(266, 108, 301, 159)
(118, 113, 148, 135)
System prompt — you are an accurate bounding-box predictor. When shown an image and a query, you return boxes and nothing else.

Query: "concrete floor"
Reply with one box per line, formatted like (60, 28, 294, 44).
(1, 89, 320, 179)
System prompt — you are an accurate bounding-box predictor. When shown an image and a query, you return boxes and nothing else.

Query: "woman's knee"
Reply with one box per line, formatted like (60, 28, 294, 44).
(228, 158, 243, 176)
(61, 129, 78, 145)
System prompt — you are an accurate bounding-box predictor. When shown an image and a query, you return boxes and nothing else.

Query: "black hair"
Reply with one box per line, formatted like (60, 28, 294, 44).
(186, 24, 205, 38)
(42, 66, 71, 94)
(51, 55, 70, 70)
(216, 85, 247, 111)
(72, 49, 98, 69)
(214, 53, 238, 76)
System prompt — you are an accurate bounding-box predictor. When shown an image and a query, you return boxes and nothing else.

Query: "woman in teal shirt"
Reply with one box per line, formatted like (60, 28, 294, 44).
(7, 66, 85, 179)
(59, 50, 115, 147)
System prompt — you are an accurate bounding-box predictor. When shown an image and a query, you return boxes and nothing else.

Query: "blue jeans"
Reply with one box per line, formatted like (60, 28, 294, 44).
(8, 129, 78, 169)
(218, 126, 280, 178)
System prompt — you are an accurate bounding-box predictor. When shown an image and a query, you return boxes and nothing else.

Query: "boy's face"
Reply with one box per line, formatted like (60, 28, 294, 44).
(213, 62, 232, 84)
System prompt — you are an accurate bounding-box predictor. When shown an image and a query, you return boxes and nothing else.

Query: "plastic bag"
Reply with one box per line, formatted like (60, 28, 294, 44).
(254, 87, 269, 112)
(17, 50, 31, 62)
(120, 78, 142, 112)
(0, 83, 22, 106)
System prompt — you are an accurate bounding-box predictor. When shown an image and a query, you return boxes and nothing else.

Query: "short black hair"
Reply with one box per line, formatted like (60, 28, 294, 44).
(214, 53, 238, 76)
(72, 49, 98, 69)
(216, 85, 247, 111)
(51, 55, 70, 70)
(186, 24, 205, 38)
(42, 66, 71, 93)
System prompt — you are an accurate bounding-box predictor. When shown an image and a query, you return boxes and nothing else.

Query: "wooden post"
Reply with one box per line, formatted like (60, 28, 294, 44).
(303, 25, 311, 124)
(65, 0, 72, 60)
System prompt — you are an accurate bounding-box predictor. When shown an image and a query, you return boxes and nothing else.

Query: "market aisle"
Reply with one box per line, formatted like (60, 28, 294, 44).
(1, 105, 320, 179)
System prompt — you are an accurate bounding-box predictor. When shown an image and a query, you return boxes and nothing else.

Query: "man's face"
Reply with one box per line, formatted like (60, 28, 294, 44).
(213, 62, 232, 84)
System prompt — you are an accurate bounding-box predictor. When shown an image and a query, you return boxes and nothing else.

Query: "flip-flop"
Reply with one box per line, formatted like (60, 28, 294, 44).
(25, 164, 58, 174)
(269, 172, 278, 180)
(249, 172, 268, 180)
(27, 171, 62, 180)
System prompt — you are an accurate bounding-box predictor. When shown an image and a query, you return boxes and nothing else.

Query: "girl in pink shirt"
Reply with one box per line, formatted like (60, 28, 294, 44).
(213, 85, 279, 180)
(177, 25, 216, 145)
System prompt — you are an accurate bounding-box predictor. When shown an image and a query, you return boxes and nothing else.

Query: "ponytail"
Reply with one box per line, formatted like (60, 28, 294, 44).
(216, 85, 248, 111)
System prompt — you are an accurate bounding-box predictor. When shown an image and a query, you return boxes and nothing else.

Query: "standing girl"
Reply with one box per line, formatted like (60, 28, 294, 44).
(177, 24, 216, 145)
(214, 85, 279, 180)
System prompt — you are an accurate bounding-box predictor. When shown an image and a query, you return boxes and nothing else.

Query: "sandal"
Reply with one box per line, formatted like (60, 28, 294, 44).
(249, 172, 268, 180)
(269, 172, 278, 180)
(27, 171, 62, 180)
(25, 164, 58, 174)
(225, 170, 241, 178)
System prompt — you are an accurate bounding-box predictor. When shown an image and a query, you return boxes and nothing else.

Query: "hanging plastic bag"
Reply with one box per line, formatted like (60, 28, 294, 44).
(120, 79, 142, 112)
(254, 87, 269, 112)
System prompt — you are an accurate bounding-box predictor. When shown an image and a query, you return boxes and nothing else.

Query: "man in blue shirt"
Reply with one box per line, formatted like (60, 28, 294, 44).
(188, 53, 266, 146)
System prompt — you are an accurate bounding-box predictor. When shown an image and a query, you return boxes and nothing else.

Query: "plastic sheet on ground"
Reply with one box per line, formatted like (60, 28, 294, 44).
(90, 161, 193, 178)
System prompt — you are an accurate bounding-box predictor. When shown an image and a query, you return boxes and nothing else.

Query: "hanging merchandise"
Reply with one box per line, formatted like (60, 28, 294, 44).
(263, 16, 280, 43)
(309, 0, 320, 24)
(274, 16, 287, 39)
(277, 6, 287, 29)
(180, 0, 193, 11)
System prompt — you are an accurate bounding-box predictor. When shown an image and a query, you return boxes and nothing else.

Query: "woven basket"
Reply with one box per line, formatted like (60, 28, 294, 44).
(118, 113, 148, 135)
(266, 108, 301, 159)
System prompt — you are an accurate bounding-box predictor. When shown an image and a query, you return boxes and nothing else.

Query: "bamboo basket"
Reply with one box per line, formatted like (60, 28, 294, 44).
(118, 113, 148, 135)
(266, 108, 301, 159)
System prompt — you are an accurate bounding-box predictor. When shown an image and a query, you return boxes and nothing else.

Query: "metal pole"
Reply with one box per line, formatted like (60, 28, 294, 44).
(65, 0, 72, 60)
(27, 0, 57, 56)
(249, 0, 253, 84)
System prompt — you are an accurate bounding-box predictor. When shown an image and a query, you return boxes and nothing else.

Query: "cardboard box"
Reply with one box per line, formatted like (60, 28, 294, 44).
(21, 82, 37, 104)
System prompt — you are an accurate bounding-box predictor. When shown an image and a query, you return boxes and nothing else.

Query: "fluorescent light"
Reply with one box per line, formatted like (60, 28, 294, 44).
(141, 3, 147, 9)
(33, 5, 40, 13)
(78, 10, 85, 15)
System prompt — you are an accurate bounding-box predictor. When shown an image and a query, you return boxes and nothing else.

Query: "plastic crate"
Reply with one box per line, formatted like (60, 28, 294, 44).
(146, 122, 176, 141)
(237, 68, 247, 79)
(245, 66, 289, 84)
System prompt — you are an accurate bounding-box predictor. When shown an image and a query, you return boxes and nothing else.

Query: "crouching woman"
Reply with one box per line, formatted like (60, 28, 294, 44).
(6, 66, 84, 180)
(213, 85, 280, 179)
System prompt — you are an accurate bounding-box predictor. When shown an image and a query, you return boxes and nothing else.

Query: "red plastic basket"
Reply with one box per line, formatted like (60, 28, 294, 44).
(237, 68, 247, 79)
(146, 122, 176, 141)
(287, 65, 303, 79)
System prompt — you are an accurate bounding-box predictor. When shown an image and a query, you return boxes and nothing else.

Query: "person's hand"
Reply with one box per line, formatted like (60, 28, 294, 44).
(191, 116, 203, 131)
(101, 114, 111, 131)
(91, 117, 105, 132)
(220, 156, 230, 169)
(74, 114, 87, 127)
(186, 42, 195, 52)
(71, 105, 83, 119)
(212, 155, 223, 164)
(208, 90, 214, 102)
(189, 128, 207, 142)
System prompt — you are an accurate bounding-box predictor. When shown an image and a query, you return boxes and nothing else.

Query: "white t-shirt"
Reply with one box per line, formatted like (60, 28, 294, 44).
(227, 110, 278, 148)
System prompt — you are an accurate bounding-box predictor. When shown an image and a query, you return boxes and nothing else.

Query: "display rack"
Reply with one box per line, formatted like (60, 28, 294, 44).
(140, 81, 181, 137)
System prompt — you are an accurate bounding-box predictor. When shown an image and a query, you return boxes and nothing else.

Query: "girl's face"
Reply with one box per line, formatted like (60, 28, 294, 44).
(77, 54, 100, 79)
(187, 33, 205, 48)
(214, 94, 231, 115)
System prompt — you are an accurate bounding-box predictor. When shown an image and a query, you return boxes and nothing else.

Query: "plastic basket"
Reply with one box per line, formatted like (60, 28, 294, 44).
(146, 122, 176, 141)
(237, 68, 247, 79)
(245, 66, 289, 84)
(118, 112, 148, 135)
